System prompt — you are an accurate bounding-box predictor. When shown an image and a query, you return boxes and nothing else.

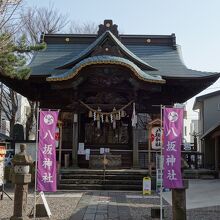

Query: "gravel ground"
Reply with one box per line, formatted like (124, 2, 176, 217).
(0, 195, 81, 220)
(1, 191, 220, 220)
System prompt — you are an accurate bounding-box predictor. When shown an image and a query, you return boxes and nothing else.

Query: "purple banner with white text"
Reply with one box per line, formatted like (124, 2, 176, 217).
(37, 111, 59, 192)
(163, 108, 183, 189)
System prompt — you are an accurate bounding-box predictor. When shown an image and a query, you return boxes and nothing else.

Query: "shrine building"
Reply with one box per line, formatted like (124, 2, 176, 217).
(1, 20, 219, 189)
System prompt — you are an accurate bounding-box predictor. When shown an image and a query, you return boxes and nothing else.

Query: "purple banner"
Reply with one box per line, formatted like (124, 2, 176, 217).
(37, 111, 59, 192)
(163, 108, 183, 189)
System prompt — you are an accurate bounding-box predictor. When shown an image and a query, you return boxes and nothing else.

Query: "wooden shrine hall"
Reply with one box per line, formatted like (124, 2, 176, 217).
(1, 20, 219, 173)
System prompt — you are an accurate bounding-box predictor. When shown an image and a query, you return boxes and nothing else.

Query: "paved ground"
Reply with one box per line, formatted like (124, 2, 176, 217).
(1, 180, 220, 220)
(163, 179, 220, 209)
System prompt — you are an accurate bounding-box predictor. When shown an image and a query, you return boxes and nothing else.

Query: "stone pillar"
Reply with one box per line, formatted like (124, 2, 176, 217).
(10, 144, 32, 220)
(72, 113, 78, 168)
(172, 180, 188, 220)
(132, 128, 139, 168)
(11, 174, 31, 220)
(215, 136, 219, 177)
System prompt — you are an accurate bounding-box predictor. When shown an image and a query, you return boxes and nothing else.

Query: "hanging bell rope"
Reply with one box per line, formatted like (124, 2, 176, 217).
(79, 100, 133, 116)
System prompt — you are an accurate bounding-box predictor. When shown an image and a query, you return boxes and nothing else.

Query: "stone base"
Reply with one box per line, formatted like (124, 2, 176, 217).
(35, 203, 49, 217)
(10, 216, 30, 220)
(12, 174, 31, 184)
(151, 207, 164, 219)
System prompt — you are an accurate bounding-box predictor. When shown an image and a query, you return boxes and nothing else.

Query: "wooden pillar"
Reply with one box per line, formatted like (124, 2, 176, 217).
(172, 180, 188, 220)
(58, 122, 62, 170)
(72, 113, 78, 168)
(215, 136, 219, 176)
(148, 128, 152, 176)
(132, 128, 139, 168)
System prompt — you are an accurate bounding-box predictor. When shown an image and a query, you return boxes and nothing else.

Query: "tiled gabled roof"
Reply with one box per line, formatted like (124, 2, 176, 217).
(28, 33, 219, 80)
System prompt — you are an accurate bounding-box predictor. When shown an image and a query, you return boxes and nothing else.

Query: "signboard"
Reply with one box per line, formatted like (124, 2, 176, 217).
(100, 148, 104, 154)
(151, 127, 163, 150)
(85, 149, 90, 160)
(0, 161, 4, 186)
(0, 146, 6, 186)
(37, 111, 59, 192)
(40, 191, 52, 218)
(143, 177, 151, 195)
(163, 108, 183, 189)
(78, 143, 85, 155)
(183, 142, 191, 151)
(55, 127, 60, 148)
(100, 148, 110, 155)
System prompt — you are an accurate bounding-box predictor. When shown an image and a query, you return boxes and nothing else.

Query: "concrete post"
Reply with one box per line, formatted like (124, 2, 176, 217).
(172, 180, 188, 220)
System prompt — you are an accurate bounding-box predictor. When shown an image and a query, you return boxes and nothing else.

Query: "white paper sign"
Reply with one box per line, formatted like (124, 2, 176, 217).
(100, 148, 104, 154)
(105, 148, 110, 153)
(100, 148, 110, 154)
(78, 143, 85, 155)
(85, 149, 90, 160)
(85, 149, 90, 155)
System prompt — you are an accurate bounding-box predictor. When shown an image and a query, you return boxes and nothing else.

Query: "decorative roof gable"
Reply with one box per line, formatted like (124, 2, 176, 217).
(56, 30, 157, 71)
(48, 55, 165, 83)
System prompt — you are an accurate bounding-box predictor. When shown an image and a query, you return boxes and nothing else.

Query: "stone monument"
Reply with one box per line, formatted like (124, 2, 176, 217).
(10, 144, 33, 220)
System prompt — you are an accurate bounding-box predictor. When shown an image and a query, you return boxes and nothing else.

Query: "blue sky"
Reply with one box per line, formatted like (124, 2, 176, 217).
(25, 0, 220, 117)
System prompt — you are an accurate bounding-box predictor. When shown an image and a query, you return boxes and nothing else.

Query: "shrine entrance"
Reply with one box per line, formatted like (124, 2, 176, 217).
(59, 112, 133, 169)
(79, 111, 132, 169)
(84, 120, 129, 145)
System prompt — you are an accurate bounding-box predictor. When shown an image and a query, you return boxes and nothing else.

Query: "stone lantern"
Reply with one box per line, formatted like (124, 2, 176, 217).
(10, 144, 33, 220)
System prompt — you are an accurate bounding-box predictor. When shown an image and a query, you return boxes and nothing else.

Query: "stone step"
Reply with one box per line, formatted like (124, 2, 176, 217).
(60, 169, 149, 175)
(60, 179, 143, 185)
(183, 169, 218, 179)
(58, 169, 154, 191)
(58, 184, 142, 191)
(61, 174, 147, 180)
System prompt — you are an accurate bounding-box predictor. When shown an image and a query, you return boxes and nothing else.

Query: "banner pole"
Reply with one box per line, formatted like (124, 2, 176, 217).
(160, 105, 164, 220)
(34, 102, 40, 219)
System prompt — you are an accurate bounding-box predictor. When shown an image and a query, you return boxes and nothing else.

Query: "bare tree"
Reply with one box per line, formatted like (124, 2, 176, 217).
(0, 0, 23, 58)
(20, 4, 69, 44)
(0, 0, 24, 138)
(25, 100, 37, 140)
(20, 4, 69, 139)
(69, 21, 98, 34)
(0, 0, 23, 31)
(20, 4, 97, 139)
(0, 84, 18, 137)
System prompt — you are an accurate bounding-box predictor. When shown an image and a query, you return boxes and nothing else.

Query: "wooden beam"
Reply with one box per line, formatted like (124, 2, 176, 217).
(211, 130, 220, 138)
